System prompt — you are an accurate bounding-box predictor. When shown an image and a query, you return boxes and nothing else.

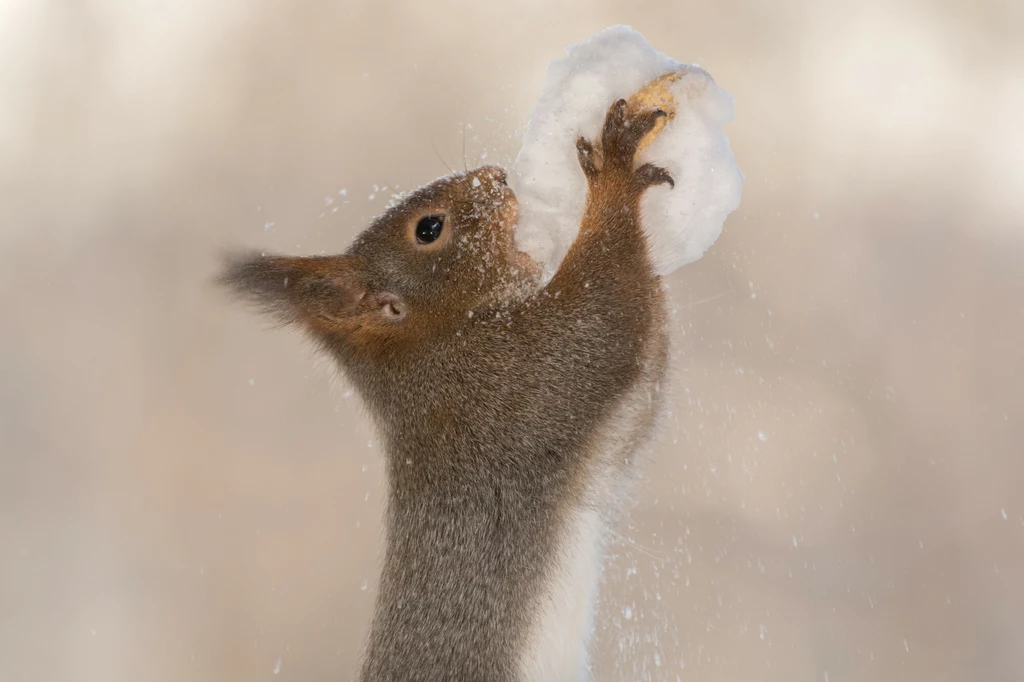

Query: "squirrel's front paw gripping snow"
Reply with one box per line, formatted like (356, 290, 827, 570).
(575, 98, 675, 194)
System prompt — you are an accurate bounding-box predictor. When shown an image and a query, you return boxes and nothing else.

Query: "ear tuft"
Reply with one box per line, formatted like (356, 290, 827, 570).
(216, 251, 364, 326)
(217, 251, 298, 323)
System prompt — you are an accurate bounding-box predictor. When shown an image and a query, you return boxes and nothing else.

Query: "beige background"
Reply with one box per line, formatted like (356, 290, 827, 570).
(2, 1, 1022, 680)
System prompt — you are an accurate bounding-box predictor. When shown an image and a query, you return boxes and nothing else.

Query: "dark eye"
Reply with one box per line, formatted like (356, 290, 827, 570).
(415, 215, 445, 244)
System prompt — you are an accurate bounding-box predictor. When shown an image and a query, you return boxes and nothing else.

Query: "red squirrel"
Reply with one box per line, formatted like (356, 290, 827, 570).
(220, 100, 673, 682)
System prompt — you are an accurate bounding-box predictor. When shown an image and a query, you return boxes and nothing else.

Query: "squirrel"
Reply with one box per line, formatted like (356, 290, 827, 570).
(219, 99, 674, 682)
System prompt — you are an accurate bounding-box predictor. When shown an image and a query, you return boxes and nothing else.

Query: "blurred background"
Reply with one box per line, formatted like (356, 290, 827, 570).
(1, 1, 1022, 680)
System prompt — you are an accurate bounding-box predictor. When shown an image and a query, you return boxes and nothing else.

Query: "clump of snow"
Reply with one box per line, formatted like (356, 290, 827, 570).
(513, 25, 743, 281)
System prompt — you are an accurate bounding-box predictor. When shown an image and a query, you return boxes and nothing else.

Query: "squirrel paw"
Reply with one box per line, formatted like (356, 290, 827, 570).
(576, 99, 674, 191)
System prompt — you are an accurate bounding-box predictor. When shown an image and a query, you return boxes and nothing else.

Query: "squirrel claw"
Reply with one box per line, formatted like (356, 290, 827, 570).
(634, 163, 674, 190)
(576, 136, 598, 181)
(601, 102, 666, 170)
(577, 102, 674, 193)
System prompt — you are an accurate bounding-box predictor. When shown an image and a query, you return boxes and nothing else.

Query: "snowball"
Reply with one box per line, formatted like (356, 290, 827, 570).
(513, 25, 744, 280)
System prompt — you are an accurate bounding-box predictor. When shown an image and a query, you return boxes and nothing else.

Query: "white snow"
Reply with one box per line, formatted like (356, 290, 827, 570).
(513, 25, 743, 281)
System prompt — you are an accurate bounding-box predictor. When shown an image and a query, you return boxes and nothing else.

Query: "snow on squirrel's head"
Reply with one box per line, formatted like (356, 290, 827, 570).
(513, 25, 744, 281)
(219, 166, 539, 357)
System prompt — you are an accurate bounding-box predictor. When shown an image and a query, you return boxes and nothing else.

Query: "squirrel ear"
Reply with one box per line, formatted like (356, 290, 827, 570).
(217, 251, 370, 326)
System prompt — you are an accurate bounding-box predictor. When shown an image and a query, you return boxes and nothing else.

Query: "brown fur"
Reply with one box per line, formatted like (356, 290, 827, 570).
(218, 100, 672, 681)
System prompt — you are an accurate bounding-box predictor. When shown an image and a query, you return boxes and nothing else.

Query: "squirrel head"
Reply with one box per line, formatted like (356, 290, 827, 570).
(219, 166, 538, 357)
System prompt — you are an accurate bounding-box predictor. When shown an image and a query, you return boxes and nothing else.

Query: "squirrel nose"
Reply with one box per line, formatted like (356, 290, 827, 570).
(477, 166, 508, 186)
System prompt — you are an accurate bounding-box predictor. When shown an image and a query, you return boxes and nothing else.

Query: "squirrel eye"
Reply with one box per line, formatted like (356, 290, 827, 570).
(415, 215, 445, 244)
